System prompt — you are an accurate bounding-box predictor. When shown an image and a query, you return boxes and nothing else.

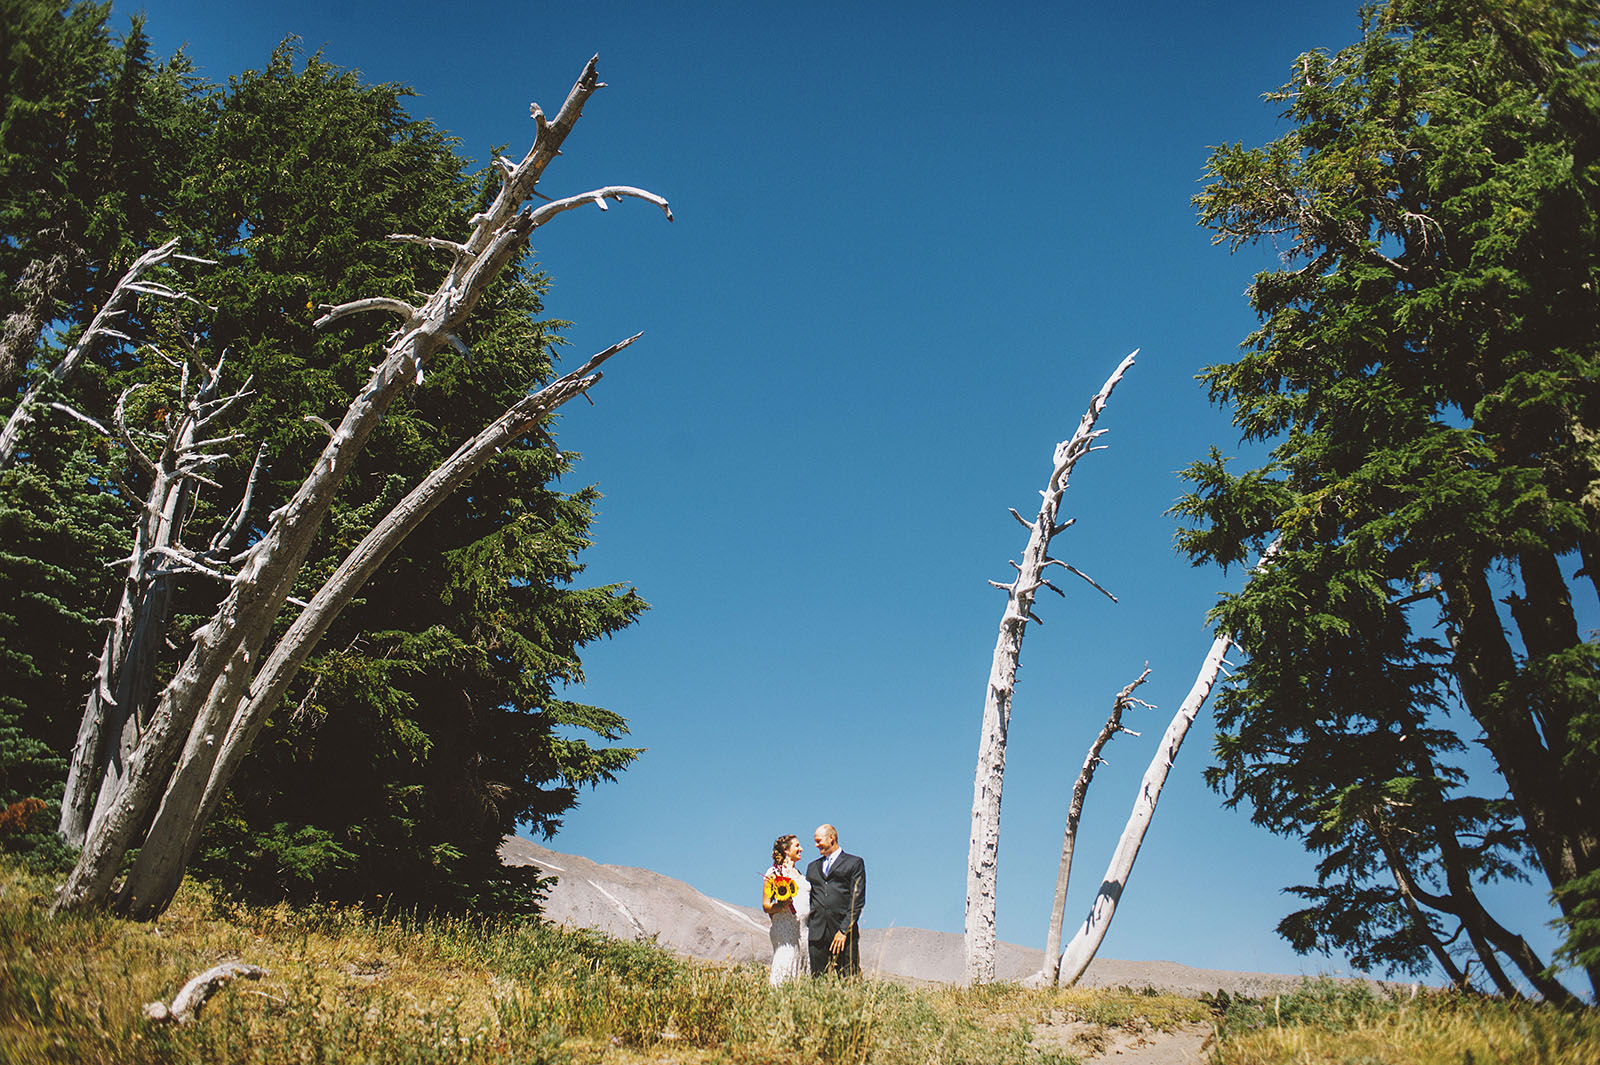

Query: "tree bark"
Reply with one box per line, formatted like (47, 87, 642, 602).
(963, 350, 1136, 985)
(1039, 668, 1151, 986)
(1055, 629, 1233, 987)
(1367, 815, 1514, 998)
(1439, 559, 1595, 993)
(52, 56, 670, 918)
(1370, 814, 1574, 1005)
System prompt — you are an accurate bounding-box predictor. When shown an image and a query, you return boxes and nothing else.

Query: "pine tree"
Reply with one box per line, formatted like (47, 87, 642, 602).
(2, 11, 651, 914)
(1178, 0, 1600, 998)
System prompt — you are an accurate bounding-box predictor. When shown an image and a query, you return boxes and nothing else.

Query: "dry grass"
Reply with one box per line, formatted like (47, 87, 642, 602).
(2, 856, 1595, 1065)
(0, 859, 1048, 1064)
(1206, 982, 1600, 1065)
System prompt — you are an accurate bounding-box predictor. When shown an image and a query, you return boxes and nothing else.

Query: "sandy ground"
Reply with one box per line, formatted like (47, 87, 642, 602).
(1033, 1017, 1213, 1065)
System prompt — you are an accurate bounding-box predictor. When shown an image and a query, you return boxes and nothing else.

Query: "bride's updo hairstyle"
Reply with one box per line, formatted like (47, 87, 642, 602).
(771, 834, 798, 866)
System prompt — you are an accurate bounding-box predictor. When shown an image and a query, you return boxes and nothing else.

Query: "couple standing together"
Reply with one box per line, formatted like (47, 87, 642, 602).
(762, 823, 866, 985)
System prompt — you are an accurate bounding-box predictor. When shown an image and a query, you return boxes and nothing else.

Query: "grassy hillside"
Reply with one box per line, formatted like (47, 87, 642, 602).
(0, 857, 1594, 1064)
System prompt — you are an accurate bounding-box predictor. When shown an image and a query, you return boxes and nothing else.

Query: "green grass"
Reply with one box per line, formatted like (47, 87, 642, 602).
(0, 857, 1595, 1064)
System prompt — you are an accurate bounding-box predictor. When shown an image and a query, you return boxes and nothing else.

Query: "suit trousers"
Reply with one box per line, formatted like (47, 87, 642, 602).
(809, 926, 861, 977)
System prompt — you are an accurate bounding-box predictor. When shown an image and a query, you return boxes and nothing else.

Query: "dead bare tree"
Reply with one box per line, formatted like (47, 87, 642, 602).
(59, 346, 260, 846)
(1053, 630, 1234, 986)
(1044, 539, 1280, 987)
(51, 56, 671, 919)
(0, 239, 211, 472)
(1037, 667, 1152, 986)
(963, 350, 1136, 985)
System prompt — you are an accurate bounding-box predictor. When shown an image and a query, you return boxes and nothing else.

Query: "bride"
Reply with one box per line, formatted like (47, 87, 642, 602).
(762, 833, 811, 985)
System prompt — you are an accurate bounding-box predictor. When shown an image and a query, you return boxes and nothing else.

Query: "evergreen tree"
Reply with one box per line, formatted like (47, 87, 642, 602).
(0, 0, 206, 865)
(1, 11, 646, 913)
(1179, 0, 1599, 997)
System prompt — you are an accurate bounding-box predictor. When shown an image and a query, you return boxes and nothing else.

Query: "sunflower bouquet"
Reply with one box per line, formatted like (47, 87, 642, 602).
(764, 873, 798, 906)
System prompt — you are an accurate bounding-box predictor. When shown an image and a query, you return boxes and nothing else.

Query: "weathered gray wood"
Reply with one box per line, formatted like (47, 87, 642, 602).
(1039, 668, 1151, 986)
(143, 959, 267, 1024)
(1051, 539, 1278, 988)
(53, 56, 669, 918)
(1056, 631, 1233, 987)
(963, 350, 1136, 985)
(60, 354, 251, 846)
(119, 335, 639, 916)
(0, 239, 210, 472)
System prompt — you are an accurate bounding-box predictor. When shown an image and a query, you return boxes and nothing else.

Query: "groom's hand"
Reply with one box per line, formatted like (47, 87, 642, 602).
(829, 931, 846, 954)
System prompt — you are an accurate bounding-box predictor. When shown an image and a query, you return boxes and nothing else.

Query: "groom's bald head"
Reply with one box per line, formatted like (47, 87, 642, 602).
(813, 824, 839, 854)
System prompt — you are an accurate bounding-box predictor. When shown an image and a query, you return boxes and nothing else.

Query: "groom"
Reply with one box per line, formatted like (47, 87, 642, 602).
(806, 823, 866, 977)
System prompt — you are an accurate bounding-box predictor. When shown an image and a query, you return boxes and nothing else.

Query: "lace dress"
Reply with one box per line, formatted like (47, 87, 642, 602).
(765, 861, 811, 986)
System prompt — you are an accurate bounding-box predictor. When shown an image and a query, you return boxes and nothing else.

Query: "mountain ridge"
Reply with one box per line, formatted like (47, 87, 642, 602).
(500, 837, 1328, 994)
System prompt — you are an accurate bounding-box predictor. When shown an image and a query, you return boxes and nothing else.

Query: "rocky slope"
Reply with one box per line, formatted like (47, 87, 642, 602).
(501, 837, 1317, 994)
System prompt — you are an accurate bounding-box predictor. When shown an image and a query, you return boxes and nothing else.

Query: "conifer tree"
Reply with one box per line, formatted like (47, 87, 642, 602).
(2, 5, 653, 915)
(1178, 0, 1599, 998)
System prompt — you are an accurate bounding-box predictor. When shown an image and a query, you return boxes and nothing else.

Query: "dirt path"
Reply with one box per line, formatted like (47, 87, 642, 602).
(1032, 1018, 1214, 1065)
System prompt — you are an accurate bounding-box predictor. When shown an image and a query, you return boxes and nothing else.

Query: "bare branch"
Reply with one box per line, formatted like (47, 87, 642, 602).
(387, 233, 471, 259)
(144, 960, 266, 1024)
(147, 546, 236, 583)
(1058, 562, 1118, 603)
(210, 446, 268, 554)
(115, 385, 156, 474)
(313, 297, 419, 330)
(526, 185, 674, 228)
(45, 402, 111, 436)
(1, 238, 207, 470)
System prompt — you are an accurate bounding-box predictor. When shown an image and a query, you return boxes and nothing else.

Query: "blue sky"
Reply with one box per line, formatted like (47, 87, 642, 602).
(114, 0, 1570, 980)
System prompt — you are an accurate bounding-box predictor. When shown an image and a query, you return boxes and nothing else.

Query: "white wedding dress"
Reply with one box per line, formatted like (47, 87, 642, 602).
(765, 861, 811, 986)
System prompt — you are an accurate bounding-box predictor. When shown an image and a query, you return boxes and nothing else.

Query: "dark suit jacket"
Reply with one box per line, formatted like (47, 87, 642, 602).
(805, 850, 866, 942)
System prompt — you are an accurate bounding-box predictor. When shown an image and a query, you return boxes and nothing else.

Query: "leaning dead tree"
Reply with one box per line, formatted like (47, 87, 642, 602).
(1041, 539, 1281, 987)
(1052, 631, 1235, 986)
(59, 345, 260, 847)
(0, 239, 210, 472)
(52, 56, 670, 918)
(1038, 667, 1153, 986)
(964, 350, 1136, 985)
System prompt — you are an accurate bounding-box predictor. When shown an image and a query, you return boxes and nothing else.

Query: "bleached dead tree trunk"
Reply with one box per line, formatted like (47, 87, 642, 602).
(1053, 630, 1233, 986)
(1050, 539, 1279, 987)
(116, 334, 640, 915)
(52, 56, 671, 918)
(59, 349, 259, 846)
(963, 350, 1136, 985)
(1038, 668, 1152, 986)
(0, 239, 210, 473)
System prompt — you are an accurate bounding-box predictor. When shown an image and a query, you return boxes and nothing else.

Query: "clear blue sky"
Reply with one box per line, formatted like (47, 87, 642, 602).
(115, 0, 1569, 980)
